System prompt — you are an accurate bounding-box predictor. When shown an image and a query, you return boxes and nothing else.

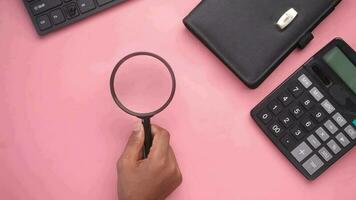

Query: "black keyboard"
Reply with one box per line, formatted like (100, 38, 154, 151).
(251, 38, 356, 180)
(23, 0, 126, 35)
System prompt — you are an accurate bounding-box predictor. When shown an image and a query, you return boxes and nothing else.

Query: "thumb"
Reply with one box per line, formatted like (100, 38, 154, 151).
(121, 123, 144, 162)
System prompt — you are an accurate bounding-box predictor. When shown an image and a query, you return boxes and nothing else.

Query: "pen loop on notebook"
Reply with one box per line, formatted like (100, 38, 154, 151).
(277, 8, 298, 30)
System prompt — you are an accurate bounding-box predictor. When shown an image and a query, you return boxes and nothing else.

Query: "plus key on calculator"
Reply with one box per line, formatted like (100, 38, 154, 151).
(251, 38, 356, 180)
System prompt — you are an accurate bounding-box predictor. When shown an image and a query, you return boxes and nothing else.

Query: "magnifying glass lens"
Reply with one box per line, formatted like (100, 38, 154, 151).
(113, 55, 173, 114)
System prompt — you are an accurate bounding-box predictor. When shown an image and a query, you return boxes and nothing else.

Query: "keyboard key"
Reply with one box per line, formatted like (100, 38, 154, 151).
(302, 155, 324, 175)
(278, 91, 294, 106)
(336, 133, 350, 147)
(268, 100, 283, 115)
(288, 82, 304, 97)
(307, 134, 321, 149)
(269, 122, 284, 137)
(301, 118, 315, 132)
(332, 113, 347, 127)
(78, 0, 96, 13)
(324, 120, 338, 135)
(259, 109, 272, 124)
(300, 94, 314, 110)
(30, 0, 62, 15)
(97, 0, 113, 6)
(37, 15, 52, 30)
(321, 99, 335, 114)
(344, 125, 356, 140)
(291, 142, 312, 162)
(64, 3, 79, 19)
(315, 127, 329, 142)
(298, 74, 312, 89)
(309, 87, 324, 102)
(319, 147, 333, 162)
(290, 104, 304, 119)
(279, 112, 294, 128)
(50, 9, 65, 25)
(311, 108, 326, 123)
(281, 134, 297, 150)
(327, 140, 341, 154)
(290, 126, 305, 140)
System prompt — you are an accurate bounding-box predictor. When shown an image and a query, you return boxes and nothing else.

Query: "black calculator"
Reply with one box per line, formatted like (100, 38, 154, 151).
(251, 38, 356, 180)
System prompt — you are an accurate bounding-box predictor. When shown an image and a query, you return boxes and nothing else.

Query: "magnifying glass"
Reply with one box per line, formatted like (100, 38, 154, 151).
(110, 52, 176, 158)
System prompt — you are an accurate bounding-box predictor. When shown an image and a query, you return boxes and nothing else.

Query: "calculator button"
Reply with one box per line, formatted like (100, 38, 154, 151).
(281, 134, 297, 150)
(307, 134, 321, 149)
(344, 125, 356, 140)
(289, 104, 304, 119)
(301, 118, 316, 132)
(37, 15, 52, 30)
(332, 113, 347, 127)
(278, 112, 294, 128)
(319, 147, 333, 162)
(300, 94, 314, 110)
(321, 99, 335, 114)
(324, 120, 338, 135)
(327, 140, 341, 154)
(298, 74, 312, 89)
(288, 82, 304, 97)
(302, 155, 324, 175)
(259, 109, 272, 124)
(309, 87, 324, 102)
(278, 91, 294, 106)
(311, 108, 326, 123)
(291, 142, 312, 162)
(50, 9, 65, 25)
(269, 122, 285, 137)
(315, 127, 329, 142)
(290, 126, 305, 140)
(78, 0, 96, 13)
(336, 133, 350, 147)
(268, 100, 283, 115)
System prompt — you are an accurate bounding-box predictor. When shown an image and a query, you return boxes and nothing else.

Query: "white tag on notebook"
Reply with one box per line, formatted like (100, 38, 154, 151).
(277, 8, 298, 30)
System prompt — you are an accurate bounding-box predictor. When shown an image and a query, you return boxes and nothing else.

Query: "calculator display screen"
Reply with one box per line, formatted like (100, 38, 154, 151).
(323, 47, 356, 94)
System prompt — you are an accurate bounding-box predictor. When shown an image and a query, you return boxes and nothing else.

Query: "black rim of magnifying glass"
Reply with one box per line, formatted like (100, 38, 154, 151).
(110, 52, 176, 119)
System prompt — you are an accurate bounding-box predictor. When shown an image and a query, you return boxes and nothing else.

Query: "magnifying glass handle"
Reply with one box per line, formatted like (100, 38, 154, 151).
(142, 118, 153, 158)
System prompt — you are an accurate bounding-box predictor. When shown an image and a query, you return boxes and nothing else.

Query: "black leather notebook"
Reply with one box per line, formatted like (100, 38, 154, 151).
(184, 0, 342, 88)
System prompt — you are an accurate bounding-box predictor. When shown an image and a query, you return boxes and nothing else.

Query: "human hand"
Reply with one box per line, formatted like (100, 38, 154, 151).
(117, 124, 182, 200)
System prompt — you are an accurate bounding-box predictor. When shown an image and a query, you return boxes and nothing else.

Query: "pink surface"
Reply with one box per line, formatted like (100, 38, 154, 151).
(1, 0, 356, 199)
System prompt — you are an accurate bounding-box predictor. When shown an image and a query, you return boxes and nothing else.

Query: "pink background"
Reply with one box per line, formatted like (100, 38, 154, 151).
(1, 0, 356, 199)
